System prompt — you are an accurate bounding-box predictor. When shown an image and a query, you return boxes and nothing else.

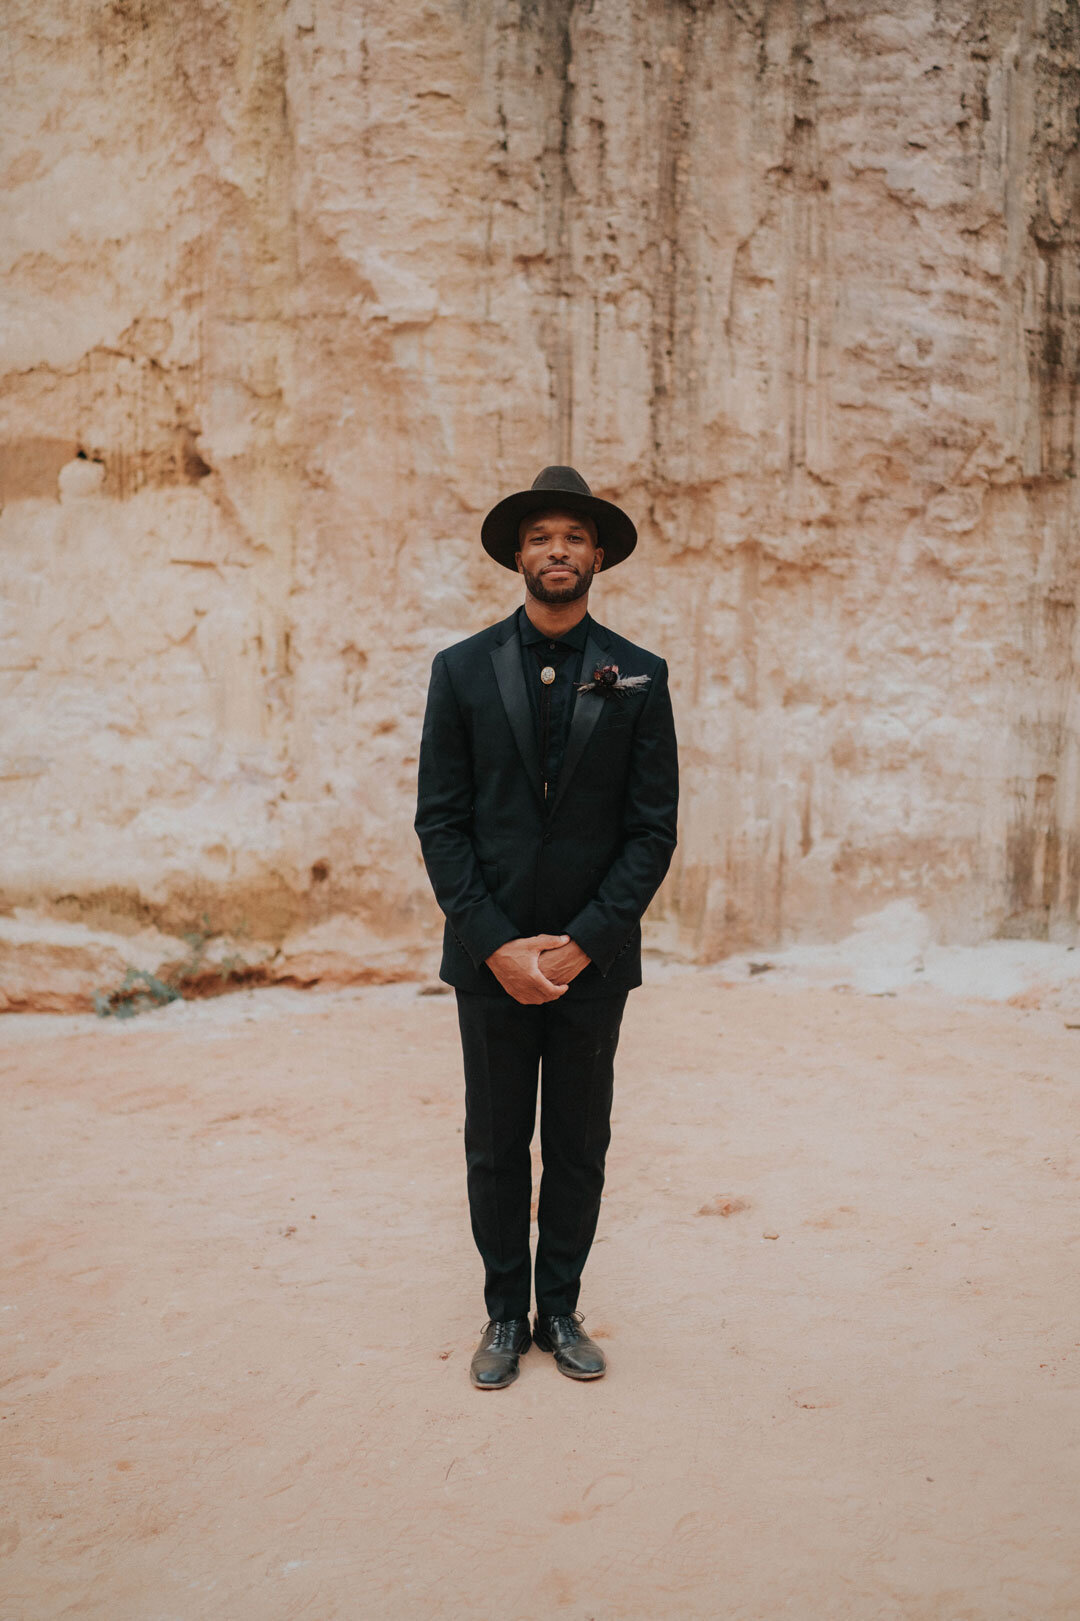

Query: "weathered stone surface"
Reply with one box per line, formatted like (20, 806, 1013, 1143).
(0, 913, 188, 1014)
(1, 1, 1078, 998)
(0, 909, 421, 1013)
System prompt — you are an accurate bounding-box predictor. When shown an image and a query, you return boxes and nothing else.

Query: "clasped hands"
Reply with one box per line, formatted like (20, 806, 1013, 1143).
(485, 934, 590, 1004)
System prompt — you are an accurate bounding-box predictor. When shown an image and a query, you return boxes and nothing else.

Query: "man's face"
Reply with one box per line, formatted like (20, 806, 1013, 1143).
(515, 509, 604, 604)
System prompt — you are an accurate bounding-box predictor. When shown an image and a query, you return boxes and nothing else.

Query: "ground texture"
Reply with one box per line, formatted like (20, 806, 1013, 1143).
(2, 974, 1078, 1619)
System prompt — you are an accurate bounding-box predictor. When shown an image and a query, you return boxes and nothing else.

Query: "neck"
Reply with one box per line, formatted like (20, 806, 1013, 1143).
(522, 593, 590, 639)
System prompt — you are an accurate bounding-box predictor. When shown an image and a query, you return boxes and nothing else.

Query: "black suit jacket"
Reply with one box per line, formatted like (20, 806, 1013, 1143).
(414, 607, 679, 999)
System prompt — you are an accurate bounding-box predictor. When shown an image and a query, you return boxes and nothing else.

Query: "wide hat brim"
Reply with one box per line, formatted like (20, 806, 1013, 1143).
(481, 467, 637, 572)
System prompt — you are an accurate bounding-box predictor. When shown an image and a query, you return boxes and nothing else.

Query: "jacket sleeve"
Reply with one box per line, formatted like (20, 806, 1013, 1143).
(563, 658, 679, 976)
(414, 651, 521, 968)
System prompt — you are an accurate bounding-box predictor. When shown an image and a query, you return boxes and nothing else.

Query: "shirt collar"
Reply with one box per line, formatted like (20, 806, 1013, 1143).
(517, 604, 591, 651)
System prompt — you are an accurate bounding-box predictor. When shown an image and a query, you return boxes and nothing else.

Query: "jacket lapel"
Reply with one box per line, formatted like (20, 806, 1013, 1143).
(491, 622, 544, 806)
(548, 623, 607, 818)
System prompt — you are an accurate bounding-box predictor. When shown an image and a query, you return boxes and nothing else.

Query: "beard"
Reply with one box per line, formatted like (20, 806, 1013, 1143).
(521, 562, 594, 604)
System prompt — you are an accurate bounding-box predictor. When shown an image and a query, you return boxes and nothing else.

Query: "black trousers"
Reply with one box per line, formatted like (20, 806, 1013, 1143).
(455, 989, 629, 1321)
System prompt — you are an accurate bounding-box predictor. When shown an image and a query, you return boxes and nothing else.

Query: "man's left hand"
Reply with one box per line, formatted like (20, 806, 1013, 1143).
(538, 939, 591, 985)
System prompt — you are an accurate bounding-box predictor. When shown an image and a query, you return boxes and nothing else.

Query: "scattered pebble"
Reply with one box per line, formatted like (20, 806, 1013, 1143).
(763, 1230, 779, 1240)
(696, 1195, 749, 1217)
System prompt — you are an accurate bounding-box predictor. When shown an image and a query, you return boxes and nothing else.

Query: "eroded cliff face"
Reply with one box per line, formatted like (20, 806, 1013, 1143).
(1, 0, 1078, 990)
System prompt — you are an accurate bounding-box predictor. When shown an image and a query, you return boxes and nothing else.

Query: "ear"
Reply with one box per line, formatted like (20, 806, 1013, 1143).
(515, 551, 525, 574)
(593, 546, 605, 573)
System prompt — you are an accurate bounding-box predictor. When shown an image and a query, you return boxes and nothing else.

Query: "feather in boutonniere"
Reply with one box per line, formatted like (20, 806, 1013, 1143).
(576, 663, 651, 698)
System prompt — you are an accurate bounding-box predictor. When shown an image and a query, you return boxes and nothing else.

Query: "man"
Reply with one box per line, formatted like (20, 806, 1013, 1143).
(414, 466, 679, 1389)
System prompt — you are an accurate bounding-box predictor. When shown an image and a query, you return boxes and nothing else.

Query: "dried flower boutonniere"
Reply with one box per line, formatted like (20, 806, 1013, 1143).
(576, 663, 651, 698)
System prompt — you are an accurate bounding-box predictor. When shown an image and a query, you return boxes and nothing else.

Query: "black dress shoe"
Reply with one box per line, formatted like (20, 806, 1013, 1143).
(532, 1311, 606, 1379)
(469, 1317, 531, 1389)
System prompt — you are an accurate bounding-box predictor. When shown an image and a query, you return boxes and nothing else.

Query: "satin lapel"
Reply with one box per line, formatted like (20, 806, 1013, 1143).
(548, 625, 607, 818)
(491, 630, 544, 805)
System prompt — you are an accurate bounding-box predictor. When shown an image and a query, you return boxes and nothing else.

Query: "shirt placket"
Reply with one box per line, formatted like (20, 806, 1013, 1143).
(538, 647, 555, 800)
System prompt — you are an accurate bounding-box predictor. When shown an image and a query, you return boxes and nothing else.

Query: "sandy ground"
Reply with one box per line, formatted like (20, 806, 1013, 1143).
(2, 970, 1079, 1621)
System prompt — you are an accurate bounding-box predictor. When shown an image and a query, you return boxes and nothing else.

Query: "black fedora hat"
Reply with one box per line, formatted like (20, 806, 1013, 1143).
(481, 465, 637, 572)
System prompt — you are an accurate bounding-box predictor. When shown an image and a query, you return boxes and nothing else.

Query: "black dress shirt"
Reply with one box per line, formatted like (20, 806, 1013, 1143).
(517, 604, 590, 802)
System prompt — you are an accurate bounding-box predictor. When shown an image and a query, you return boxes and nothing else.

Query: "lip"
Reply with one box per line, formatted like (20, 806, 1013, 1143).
(542, 566, 575, 577)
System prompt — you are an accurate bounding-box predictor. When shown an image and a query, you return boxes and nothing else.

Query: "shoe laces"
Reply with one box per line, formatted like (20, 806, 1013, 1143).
(484, 1318, 525, 1351)
(541, 1310, 586, 1340)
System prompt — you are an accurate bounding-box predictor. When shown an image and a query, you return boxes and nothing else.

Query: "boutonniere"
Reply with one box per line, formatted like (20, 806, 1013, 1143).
(576, 663, 651, 698)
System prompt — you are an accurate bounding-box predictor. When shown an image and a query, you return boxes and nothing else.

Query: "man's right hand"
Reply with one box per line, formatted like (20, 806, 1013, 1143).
(485, 935, 571, 1004)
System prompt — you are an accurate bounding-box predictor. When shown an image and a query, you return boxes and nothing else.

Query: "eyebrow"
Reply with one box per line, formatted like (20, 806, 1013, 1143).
(522, 523, 590, 537)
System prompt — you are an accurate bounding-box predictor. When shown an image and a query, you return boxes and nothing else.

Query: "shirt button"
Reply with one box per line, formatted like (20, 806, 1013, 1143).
(548, 641, 555, 649)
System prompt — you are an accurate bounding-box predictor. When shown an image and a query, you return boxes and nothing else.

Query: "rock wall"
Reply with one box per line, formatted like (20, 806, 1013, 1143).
(1, 0, 1078, 987)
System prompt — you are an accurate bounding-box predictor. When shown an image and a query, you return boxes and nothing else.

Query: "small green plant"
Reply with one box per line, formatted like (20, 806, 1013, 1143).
(93, 966, 181, 1020)
(92, 913, 259, 1018)
(174, 914, 213, 986)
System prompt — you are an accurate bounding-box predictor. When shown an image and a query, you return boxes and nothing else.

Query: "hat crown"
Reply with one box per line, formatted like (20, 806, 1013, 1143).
(530, 465, 592, 497)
